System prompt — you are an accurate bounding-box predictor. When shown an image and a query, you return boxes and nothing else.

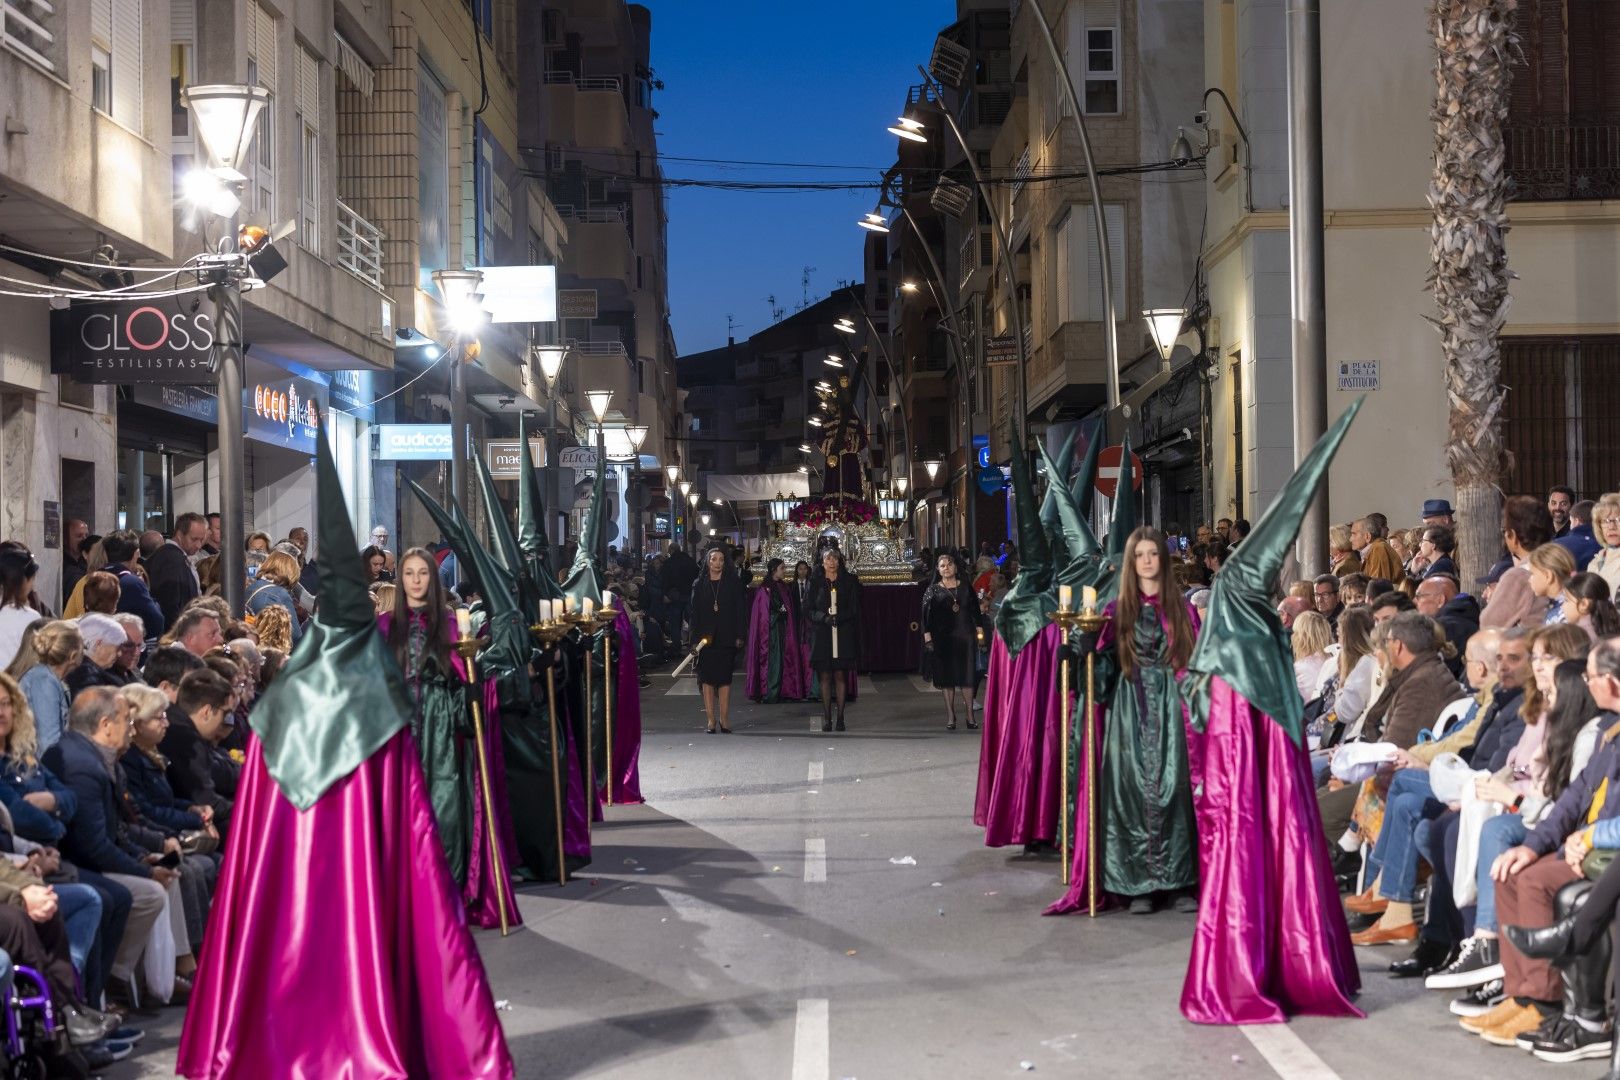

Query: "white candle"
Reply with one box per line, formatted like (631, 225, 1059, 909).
(455, 607, 472, 639)
(1082, 586, 1097, 615)
(582, 597, 595, 618)
(561, 596, 573, 615)
(1058, 585, 1073, 612)
(602, 590, 615, 610)
(540, 599, 552, 623)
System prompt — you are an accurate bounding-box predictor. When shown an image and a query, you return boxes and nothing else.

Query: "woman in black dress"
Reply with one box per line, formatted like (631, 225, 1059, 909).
(921, 552, 987, 731)
(805, 549, 861, 732)
(688, 546, 748, 733)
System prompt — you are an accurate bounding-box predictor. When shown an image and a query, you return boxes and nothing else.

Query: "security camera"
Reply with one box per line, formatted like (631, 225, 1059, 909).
(1194, 109, 1209, 126)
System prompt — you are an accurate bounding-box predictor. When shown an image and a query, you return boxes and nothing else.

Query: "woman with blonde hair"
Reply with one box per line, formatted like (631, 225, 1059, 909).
(13, 621, 81, 751)
(1527, 543, 1579, 626)
(0, 670, 74, 844)
(371, 583, 396, 617)
(1588, 495, 1620, 592)
(1329, 524, 1360, 576)
(246, 550, 303, 642)
(251, 604, 293, 654)
(1291, 610, 1334, 702)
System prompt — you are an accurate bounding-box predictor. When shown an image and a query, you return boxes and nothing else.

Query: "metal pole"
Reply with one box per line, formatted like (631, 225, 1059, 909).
(450, 347, 468, 512)
(596, 424, 608, 570)
(1288, 0, 1328, 576)
(843, 286, 911, 496)
(919, 67, 1030, 453)
(212, 228, 246, 618)
(1029, 6, 1120, 420)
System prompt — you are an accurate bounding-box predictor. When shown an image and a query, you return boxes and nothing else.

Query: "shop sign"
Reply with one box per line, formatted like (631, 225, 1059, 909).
(984, 335, 1019, 366)
(977, 465, 1005, 496)
(131, 384, 219, 424)
(558, 445, 598, 470)
(974, 434, 991, 469)
(558, 289, 598, 320)
(484, 437, 547, 477)
(327, 370, 378, 421)
(375, 424, 453, 461)
(244, 375, 325, 453)
(50, 298, 216, 383)
(42, 502, 59, 550)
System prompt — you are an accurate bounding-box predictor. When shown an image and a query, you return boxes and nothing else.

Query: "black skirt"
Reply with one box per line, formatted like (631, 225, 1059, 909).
(697, 644, 738, 687)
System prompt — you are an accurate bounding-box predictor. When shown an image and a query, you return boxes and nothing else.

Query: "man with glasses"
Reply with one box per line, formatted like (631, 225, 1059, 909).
(110, 614, 146, 680)
(1313, 574, 1343, 628)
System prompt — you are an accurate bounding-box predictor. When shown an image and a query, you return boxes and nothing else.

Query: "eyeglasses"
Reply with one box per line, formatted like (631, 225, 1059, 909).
(1585, 670, 1616, 685)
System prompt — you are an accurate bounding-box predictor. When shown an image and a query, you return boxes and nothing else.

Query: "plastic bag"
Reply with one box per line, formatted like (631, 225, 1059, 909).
(1329, 741, 1399, 784)
(1428, 752, 1484, 805)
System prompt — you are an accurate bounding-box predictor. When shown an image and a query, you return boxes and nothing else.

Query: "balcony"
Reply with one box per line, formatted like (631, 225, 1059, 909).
(1009, 145, 1032, 203)
(557, 204, 632, 283)
(735, 402, 784, 426)
(544, 69, 631, 149)
(959, 227, 992, 292)
(1506, 114, 1620, 201)
(335, 200, 385, 289)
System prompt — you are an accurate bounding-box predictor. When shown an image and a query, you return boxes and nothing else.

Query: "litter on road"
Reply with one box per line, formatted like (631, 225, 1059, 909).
(889, 856, 917, 865)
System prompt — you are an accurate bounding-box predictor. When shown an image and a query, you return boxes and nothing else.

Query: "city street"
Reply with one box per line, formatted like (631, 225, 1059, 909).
(119, 673, 1569, 1079)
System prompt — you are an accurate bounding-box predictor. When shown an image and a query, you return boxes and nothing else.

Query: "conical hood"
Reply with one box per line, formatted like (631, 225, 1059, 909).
(474, 450, 540, 616)
(1185, 398, 1365, 745)
(516, 415, 563, 601)
(1072, 426, 1100, 523)
(250, 420, 413, 809)
(406, 480, 518, 619)
(993, 440, 1056, 656)
(563, 446, 607, 605)
(1040, 440, 1105, 589)
(1098, 433, 1137, 604)
(1039, 430, 1077, 535)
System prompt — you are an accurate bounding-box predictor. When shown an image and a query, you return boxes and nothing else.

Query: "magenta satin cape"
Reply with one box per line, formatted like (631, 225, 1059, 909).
(604, 609, 643, 804)
(974, 623, 1063, 847)
(176, 733, 514, 1078)
(1180, 676, 1362, 1024)
(745, 582, 809, 701)
(377, 610, 521, 930)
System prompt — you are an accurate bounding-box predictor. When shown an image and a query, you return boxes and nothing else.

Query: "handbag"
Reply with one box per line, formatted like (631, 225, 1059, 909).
(179, 829, 218, 856)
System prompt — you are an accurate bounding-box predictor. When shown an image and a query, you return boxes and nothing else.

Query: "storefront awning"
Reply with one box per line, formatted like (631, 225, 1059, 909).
(705, 472, 810, 502)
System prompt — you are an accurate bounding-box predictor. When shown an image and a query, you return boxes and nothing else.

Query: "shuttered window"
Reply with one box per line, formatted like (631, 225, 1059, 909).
(296, 45, 320, 253)
(1506, 0, 1620, 200)
(245, 2, 276, 220)
(88, 0, 139, 130)
(1054, 203, 1127, 324)
(1059, 0, 1121, 120)
(1501, 337, 1620, 498)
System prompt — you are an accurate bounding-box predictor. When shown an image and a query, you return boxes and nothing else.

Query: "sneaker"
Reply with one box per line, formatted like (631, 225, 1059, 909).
(1532, 1017, 1613, 1063)
(82, 1040, 134, 1068)
(1459, 994, 1527, 1034)
(1480, 1003, 1552, 1047)
(1515, 1010, 1567, 1050)
(109, 1025, 144, 1045)
(1426, 936, 1504, 990)
(1449, 978, 1506, 1018)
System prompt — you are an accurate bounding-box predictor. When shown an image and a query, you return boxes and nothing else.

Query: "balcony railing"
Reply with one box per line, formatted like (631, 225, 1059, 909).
(1010, 146, 1032, 202)
(1506, 114, 1620, 201)
(555, 204, 628, 225)
(543, 70, 623, 94)
(335, 200, 385, 289)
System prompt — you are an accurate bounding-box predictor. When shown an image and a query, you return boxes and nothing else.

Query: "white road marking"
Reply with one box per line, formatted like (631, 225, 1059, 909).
(1238, 1024, 1341, 1080)
(792, 998, 829, 1080)
(906, 674, 941, 694)
(804, 838, 826, 883)
(666, 677, 699, 696)
(808, 762, 824, 783)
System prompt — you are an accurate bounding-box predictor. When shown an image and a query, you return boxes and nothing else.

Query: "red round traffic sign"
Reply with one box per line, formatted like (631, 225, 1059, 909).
(1095, 444, 1143, 499)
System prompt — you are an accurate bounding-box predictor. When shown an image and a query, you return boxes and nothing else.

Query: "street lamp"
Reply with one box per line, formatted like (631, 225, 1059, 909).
(834, 317, 857, 335)
(894, 475, 909, 498)
(535, 343, 567, 384)
(180, 83, 269, 619)
(625, 424, 649, 452)
(923, 459, 942, 484)
(808, 415, 825, 428)
(585, 389, 614, 423)
(1144, 308, 1188, 363)
(678, 480, 692, 499)
(665, 463, 681, 485)
(432, 267, 485, 517)
(857, 211, 891, 233)
(583, 389, 614, 568)
(887, 115, 928, 142)
(824, 354, 845, 369)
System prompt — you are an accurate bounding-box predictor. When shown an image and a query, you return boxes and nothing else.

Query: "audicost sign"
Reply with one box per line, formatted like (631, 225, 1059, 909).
(50, 298, 217, 383)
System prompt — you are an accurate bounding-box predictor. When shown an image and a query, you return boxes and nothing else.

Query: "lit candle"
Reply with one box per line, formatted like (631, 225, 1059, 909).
(455, 607, 472, 639)
(1082, 586, 1097, 615)
(602, 589, 615, 610)
(540, 599, 552, 623)
(561, 596, 573, 615)
(582, 597, 595, 618)
(1058, 585, 1073, 612)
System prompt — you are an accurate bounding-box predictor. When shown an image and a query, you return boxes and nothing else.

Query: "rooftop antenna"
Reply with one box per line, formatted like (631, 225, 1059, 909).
(726, 313, 737, 344)
(765, 294, 785, 322)
(799, 265, 818, 310)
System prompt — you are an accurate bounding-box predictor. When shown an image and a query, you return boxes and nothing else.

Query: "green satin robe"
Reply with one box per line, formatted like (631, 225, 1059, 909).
(1099, 601, 1197, 897)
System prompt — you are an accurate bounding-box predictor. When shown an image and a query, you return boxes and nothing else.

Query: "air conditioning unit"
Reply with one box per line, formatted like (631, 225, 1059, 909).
(929, 35, 972, 90)
(930, 176, 973, 217)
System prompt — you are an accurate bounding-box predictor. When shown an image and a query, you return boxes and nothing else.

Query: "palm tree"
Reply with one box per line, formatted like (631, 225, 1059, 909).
(1425, 0, 1517, 582)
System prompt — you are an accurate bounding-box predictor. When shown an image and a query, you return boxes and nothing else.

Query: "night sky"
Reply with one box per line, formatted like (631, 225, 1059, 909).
(647, 1, 954, 356)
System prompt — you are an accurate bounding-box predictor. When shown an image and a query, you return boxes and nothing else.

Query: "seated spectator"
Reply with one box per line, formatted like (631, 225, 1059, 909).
(1483, 496, 1557, 630)
(245, 550, 303, 644)
(1555, 499, 1602, 570)
(1564, 572, 1620, 641)
(1339, 572, 1371, 607)
(166, 607, 223, 658)
(109, 612, 146, 681)
(142, 645, 204, 706)
(1369, 590, 1415, 625)
(1415, 574, 1478, 678)
(66, 613, 129, 695)
(159, 669, 236, 831)
(0, 672, 75, 846)
(1589, 495, 1620, 593)
(1293, 610, 1333, 701)
(12, 622, 80, 752)
(258, 648, 287, 691)
(1314, 606, 1380, 753)
(1277, 596, 1310, 629)
(1418, 525, 1459, 581)
(369, 584, 395, 619)
(1331, 524, 1361, 576)
(74, 571, 119, 618)
(252, 603, 293, 653)
(42, 688, 174, 1004)
(1312, 574, 1344, 628)
(1528, 543, 1579, 627)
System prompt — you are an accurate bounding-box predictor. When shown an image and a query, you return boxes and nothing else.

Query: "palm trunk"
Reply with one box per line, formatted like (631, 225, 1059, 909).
(1426, 0, 1517, 583)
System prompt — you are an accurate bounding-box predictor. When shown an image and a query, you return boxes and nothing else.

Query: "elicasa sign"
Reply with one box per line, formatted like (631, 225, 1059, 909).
(50, 298, 217, 383)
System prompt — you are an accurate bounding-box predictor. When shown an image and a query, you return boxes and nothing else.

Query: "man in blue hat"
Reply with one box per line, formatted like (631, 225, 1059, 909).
(1422, 499, 1455, 527)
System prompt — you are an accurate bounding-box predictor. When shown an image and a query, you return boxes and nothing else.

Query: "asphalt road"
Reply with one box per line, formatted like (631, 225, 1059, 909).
(117, 673, 1573, 1078)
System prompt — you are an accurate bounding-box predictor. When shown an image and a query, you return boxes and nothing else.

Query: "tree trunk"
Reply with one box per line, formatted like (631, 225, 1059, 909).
(1426, 0, 1517, 583)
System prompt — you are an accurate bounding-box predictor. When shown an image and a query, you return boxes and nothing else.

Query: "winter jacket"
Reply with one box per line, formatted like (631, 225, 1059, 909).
(1361, 651, 1466, 749)
(1529, 726, 1620, 855)
(1481, 565, 1549, 630)
(1556, 524, 1602, 571)
(158, 703, 231, 827)
(120, 747, 205, 835)
(1436, 594, 1481, 678)
(113, 565, 164, 641)
(0, 754, 75, 844)
(42, 730, 160, 878)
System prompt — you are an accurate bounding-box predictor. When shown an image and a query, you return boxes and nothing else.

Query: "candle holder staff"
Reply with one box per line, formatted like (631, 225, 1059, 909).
(452, 608, 515, 937)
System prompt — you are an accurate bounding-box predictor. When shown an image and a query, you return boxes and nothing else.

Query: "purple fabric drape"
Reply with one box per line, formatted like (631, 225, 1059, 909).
(974, 623, 1063, 847)
(177, 733, 514, 1079)
(1180, 676, 1362, 1025)
(604, 610, 643, 804)
(746, 583, 809, 702)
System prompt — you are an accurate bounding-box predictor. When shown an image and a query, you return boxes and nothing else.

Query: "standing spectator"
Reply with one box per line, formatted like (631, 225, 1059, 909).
(1354, 517, 1403, 581)
(1589, 495, 1620, 592)
(289, 526, 320, 598)
(368, 526, 395, 575)
(1481, 496, 1555, 629)
(663, 542, 699, 638)
(103, 530, 162, 642)
(0, 549, 41, 671)
(12, 621, 80, 752)
(1548, 485, 1576, 538)
(75, 571, 119, 617)
(1554, 498, 1601, 569)
(147, 513, 207, 630)
(360, 546, 391, 584)
(201, 513, 222, 557)
(60, 519, 90, 610)
(1330, 524, 1361, 576)
(244, 532, 273, 556)
(1422, 499, 1457, 527)
(245, 551, 303, 643)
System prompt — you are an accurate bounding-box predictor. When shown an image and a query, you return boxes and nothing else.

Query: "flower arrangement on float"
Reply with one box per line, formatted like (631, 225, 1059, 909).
(788, 496, 879, 527)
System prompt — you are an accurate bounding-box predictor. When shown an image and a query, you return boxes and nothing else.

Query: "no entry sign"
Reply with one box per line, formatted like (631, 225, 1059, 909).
(1095, 444, 1143, 499)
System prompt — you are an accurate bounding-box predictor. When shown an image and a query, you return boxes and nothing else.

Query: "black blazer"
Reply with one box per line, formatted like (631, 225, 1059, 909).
(146, 542, 199, 629)
(159, 703, 231, 825)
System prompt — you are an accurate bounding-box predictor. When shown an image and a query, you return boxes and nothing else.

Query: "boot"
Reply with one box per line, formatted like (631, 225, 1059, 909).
(821, 695, 833, 733)
(1524, 881, 1614, 1064)
(1505, 915, 1578, 963)
(834, 706, 846, 732)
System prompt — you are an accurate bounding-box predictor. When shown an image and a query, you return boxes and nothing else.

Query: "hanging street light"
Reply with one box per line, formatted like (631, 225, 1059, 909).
(1144, 308, 1189, 363)
(824, 354, 845, 369)
(678, 480, 693, 498)
(923, 459, 942, 484)
(534, 343, 567, 384)
(585, 389, 614, 423)
(894, 475, 910, 497)
(834, 317, 857, 335)
(665, 463, 681, 484)
(625, 424, 649, 451)
(887, 115, 928, 142)
(857, 211, 891, 233)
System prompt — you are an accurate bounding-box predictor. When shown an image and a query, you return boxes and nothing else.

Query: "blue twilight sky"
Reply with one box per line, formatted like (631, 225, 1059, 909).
(645, 0, 955, 357)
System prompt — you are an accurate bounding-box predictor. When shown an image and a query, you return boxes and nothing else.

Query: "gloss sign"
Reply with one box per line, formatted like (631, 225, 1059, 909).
(51, 298, 217, 383)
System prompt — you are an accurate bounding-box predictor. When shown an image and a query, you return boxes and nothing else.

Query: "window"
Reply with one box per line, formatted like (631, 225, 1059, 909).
(1054, 204, 1127, 323)
(1084, 29, 1119, 114)
(296, 45, 320, 253)
(1501, 337, 1620, 497)
(92, 46, 112, 113)
(1059, 1, 1122, 122)
(245, 3, 277, 221)
(1505, 0, 1620, 200)
(89, 0, 142, 130)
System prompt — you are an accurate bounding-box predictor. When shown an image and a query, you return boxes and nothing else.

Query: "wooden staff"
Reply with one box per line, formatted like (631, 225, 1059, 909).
(1077, 608, 1108, 918)
(533, 618, 570, 886)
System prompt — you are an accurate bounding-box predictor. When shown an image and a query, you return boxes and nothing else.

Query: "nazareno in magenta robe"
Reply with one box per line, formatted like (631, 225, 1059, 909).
(746, 581, 810, 702)
(1179, 675, 1362, 1024)
(974, 621, 1064, 847)
(176, 732, 514, 1078)
(602, 607, 643, 804)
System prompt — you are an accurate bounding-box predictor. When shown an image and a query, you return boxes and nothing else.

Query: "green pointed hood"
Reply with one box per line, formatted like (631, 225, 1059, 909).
(1184, 398, 1365, 745)
(563, 448, 607, 605)
(1039, 430, 1077, 535)
(516, 415, 563, 601)
(474, 450, 541, 617)
(250, 421, 413, 809)
(993, 439, 1056, 656)
(1072, 427, 1100, 522)
(1099, 433, 1137, 604)
(1042, 439, 1106, 590)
